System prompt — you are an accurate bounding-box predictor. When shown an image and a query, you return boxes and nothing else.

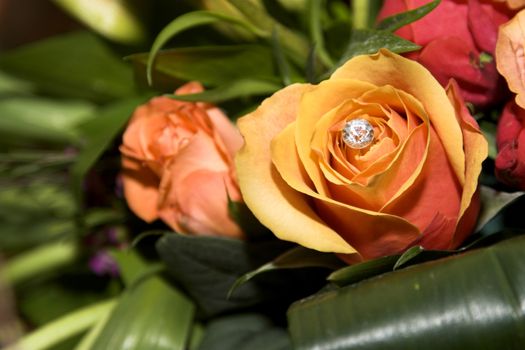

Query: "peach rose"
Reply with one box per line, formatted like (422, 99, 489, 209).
(120, 82, 243, 238)
(236, 50, 487, 261)
(496, 9, 525, 109)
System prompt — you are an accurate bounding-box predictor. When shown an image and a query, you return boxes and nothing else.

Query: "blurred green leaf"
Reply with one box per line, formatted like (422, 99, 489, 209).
(167, 79, 280, 103)
(289, 234, 525, 350)
(377, 0, 440, 32)
(307, 0, 334, 68)
(480, 121, 497, 159)
(5, 299, 116, 350)
(0, 182, 76, 250)
(71, 95, 149, 205)
(88, 276, 194, 350)
(230, 246, 343, 297)
(52, 0, 146, 44)
(18, 272, 118, 326)
(197, 314, 291, 350)
(156, 234, 326, 318)
(0, 70, 35, 95)
(128, 45, 278, 89)
(147, 11, 266, 85)
(0, 97, 95, 146)
(0, 32, 135, 103)
(227, 199, 271, 241)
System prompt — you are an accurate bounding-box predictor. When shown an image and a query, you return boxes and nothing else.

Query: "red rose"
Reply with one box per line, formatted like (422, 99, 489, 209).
(379, 0, 511, 106)
(495, 101, 525, 189)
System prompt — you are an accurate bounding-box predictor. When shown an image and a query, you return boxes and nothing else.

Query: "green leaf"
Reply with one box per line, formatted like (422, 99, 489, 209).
(0, 182, 77, 250)
(0, 97, 95, 146)
(52, 0, 146, 44)
(156, 234, 325, 317)
(327, 254, 400, 287)
(307, 0, 334, 68)
(128, 45, 278, 89)
(230, 246, 343, 297)
(289, 234, 525, 350)
(227, 199, 271, 241)
(88, 277, 195, 350)
(476, 186, 525, 233)
(332, 29, 419, 74)
(197, 314, 291, 350)
(167, 79, 280, 103)
(377, 0, 440, 32)
(71, 95, 150, 205)
(0, 32, 135, 103)
(4, 299, 116, 350)
(146, 11, 266, 85)
(480, 121, 497, 159)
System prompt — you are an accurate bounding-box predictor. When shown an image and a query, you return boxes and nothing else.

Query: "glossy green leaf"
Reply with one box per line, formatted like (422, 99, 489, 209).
(197, 314, 291, 350)
(71, 95, 149, 205)
(0, 97, 94, 146)
(289, 235, 525, 350)
(147, 11, 266, 85)
(332, 29, 419, 74)
(88, 252, 195, 350)
(377, 0, 440, 32)
(167, 79, 281, 103)
(327, 254, 400, 287)
(128, 45, 278, 88)
(476, 186, 525, 232)
(230, 246, 343, 297)
(156, 234, 326, 317)
(0, 32, 135, 103)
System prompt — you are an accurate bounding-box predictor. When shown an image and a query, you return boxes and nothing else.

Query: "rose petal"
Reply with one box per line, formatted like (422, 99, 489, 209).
(121, 157, 160, 222)
(236, 84, 356, 254)
(446, 80, 488, 227)
(496, 9, 525, 109)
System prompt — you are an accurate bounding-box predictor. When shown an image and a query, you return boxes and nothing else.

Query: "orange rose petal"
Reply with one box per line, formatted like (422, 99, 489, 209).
(296, 79, 377, 195)
(496, 9, 525, 109)
(121, 157, 160, 222)
(272, 121, 420, 257)
(159, 169, 242, 238)
(446, 80, 488, 223)
(381, 126, 462, 234)
(207, 107, 244, 156)
(236, 85, 356, 254)
(331, 49, 466, 185)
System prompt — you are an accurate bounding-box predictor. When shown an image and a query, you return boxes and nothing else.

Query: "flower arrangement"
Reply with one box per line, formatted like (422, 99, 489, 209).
(1, 0, 525, 349)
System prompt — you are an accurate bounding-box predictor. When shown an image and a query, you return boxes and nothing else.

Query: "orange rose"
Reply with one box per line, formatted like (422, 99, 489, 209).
(236, 50, 487, 260)
(496, 9, 525, 109)
(120, 82, 243, 238)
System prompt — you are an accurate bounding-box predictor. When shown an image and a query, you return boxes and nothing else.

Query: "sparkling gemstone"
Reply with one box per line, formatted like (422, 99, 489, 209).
(342, 118, 374, 149)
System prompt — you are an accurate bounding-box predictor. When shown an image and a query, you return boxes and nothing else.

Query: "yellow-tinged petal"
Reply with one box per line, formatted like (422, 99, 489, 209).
(496, 9, 525, 109)
(331, 49, 466, 185)
(236, 84, 356, 254)
(446, 80, 488, 222)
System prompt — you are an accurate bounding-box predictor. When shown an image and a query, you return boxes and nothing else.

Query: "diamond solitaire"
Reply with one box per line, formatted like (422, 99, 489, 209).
(342, 118, 374, 149)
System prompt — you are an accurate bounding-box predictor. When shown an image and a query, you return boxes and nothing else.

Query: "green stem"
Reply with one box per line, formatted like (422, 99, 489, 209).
(2, 242, 78, 285)
(352, 0, 370, 29)
(5, 299, 116, 350)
